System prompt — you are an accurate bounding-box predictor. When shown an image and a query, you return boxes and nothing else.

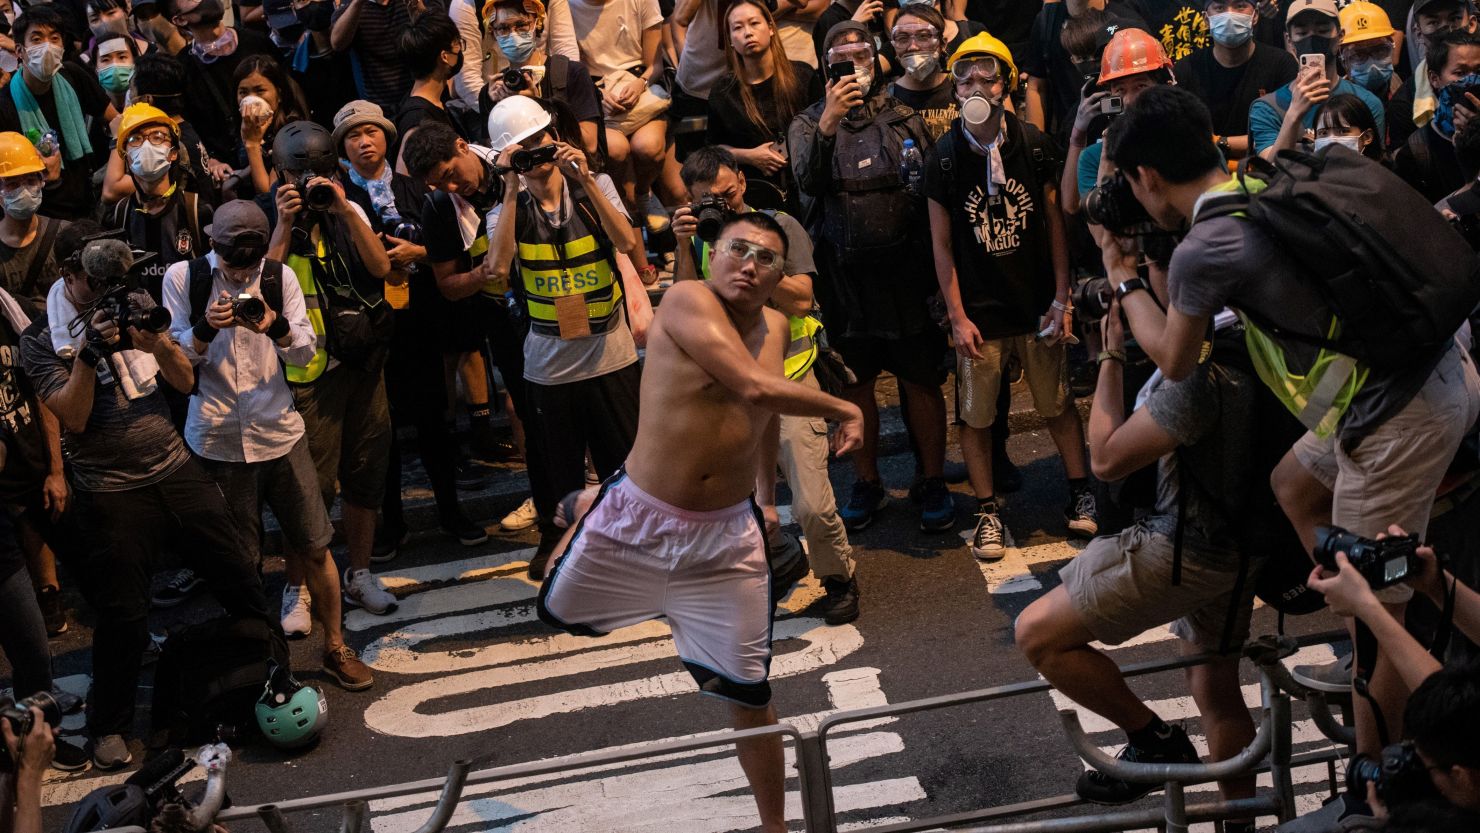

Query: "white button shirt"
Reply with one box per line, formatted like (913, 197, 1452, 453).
(162, 252, 318, 463)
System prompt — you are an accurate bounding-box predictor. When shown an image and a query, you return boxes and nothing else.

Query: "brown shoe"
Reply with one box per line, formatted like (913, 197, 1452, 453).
(323, 644, 374, 691)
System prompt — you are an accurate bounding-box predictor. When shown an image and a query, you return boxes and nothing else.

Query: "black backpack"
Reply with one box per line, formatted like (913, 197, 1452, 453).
(1195, 147, 1480, 373)
(187, 256, 285, 324)
(818, 102, 932, 259)
(150, 617, 289, 745)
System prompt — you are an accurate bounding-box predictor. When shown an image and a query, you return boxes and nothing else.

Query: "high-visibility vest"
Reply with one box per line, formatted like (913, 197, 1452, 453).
(695, 234, 822, 381)
(1201, 177, 1366, 437)
(283, 250, 329, 385)
(513, 180, 622, 337)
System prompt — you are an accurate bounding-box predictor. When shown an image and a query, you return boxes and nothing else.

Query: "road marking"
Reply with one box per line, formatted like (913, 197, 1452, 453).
(965, 539, 1084, 594)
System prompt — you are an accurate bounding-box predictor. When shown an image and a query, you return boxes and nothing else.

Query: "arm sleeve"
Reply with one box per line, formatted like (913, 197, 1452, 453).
(450, 0, 486, 106)
(274, 262, 320, 367)
(546, 0, 583, 62)
(161, 261, 208, 365)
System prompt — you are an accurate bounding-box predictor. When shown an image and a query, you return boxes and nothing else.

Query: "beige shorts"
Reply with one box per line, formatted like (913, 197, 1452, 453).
(955, 334, 1069, 430)
(1058, 523, 1256, 652)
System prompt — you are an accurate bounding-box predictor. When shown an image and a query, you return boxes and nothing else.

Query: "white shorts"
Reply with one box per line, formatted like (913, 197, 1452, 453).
(537, 472, 774, 707)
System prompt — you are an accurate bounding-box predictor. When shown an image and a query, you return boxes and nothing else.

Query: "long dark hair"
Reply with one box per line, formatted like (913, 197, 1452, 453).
(231, 54, 310, 135)
(720, 0, 804, 136)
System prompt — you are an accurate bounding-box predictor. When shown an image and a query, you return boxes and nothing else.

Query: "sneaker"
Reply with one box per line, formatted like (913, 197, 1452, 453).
(342, 568, 398, 615)
(1275, 792, 1373, 832)
(1075, 724, 1200, 805)
(281, 584, 312, 639)
(323, 644, 374, 692)
(820, 576, 860, 625)
(1291, 653, 1353, 694)
(917, 477, 955, 532)
(442, 512, 490, 546)
(37, 584, 67, 636)
(455, 459, 490, 491)
(500, 497, 538, 531)
(970, 506, 1012, 561)
(839, 480, 888, 531)
(371, 521, 409, 563)
(993, 454, 1023, 494)
(1066, 487, 1098, 537)
(150, 569, 202, 608)
(51, 738, 91, 772)
(92, 734, 132, 771)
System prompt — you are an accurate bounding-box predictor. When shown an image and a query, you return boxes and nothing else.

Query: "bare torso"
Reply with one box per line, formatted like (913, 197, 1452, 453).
(624, 288, 787, 511)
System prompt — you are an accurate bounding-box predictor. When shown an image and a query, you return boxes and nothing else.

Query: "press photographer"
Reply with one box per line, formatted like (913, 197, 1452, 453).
(19, 229, 282, 771)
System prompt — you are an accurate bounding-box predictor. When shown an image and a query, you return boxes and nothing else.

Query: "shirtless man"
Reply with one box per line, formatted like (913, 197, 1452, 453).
(536, 211, 864, 832)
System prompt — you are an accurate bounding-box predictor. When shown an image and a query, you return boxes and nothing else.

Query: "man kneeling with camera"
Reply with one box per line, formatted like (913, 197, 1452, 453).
(1015, 280, 1273, 826)
(19, 226, 282, 771)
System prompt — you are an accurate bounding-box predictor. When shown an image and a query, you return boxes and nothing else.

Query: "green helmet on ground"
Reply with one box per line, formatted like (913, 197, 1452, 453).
(255, 662, 327, 749)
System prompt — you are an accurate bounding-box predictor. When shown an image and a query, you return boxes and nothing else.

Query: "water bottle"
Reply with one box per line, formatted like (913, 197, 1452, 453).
(900, 139, 924, 197)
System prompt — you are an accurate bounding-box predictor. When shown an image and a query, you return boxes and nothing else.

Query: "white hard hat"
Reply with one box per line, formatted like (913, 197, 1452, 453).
(487, 96, 552, 152)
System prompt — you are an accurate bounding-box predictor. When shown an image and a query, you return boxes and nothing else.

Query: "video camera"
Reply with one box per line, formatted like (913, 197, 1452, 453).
(77, 238, 171, 349)
(1313, 525, 1421, 590)
(0, 692, 60, 772)
(694, 194, 733, 243)
(1347, 741, 1442, 808)
(510, 144, 558, 173)
(1083, 170, 1159, 238)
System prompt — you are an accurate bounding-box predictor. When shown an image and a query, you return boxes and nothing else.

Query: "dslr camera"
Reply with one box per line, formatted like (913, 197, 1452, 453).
(693, 194, 733, 243)
(230, 295, 266, 326)
(1347, 741, 1441, 808)
(79, 239, 171, 346)
(290, 173, 337, 212)
(1083, 170, 1158, 238)
(1073, 277, 1113, 322)
(1, 692, 60, 771)
(1313, 525, 1421, 590)
(502, 66, 530, 92)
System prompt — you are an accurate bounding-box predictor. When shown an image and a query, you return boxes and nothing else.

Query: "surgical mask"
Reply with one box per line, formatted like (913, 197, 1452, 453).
(1292, 34, 1334, 59)
(1434, 74, 1480, 138)
(1347, 59, 1393, 92)
(961, 93, 992, 125)
(901, 51, 938, 80)
(497, 30, 536, 63)
(1314, 135, 1362, 154)
(296, 0, 333, 31)
(128, 142, 172, 182)
(25, 43, 63, 80)
(97, 64, 133, 93)
(1207, 11, 1253, 47)
(3, 185, 42, 220)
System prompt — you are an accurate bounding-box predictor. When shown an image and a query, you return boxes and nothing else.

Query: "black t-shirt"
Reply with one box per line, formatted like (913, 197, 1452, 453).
(706, 62, 822, 184)
(182, 28, 280, 161)
(922, 116, 1059, 339)
(1023, 4, 1146, 140)
(396, 95, 456, 140)
(0, 298, 50, 504)
(1127, 0, 1209, 63)
(421, 158, 502, 273)
(890, 78, 956, 143)
(1172, 43, 1298, 138)
(107, 190, 215, 303)
(0, 62, 113, 221)
(963, 0, 1038, 66)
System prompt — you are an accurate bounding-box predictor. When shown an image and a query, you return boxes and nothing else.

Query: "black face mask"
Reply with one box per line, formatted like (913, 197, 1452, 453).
(297, 1, 333, 32)
(1074, 59, 1099, 84)
(1292, 34, 1334, 59)
(448, 47, 464, 76)
(216, 237, 268, 268)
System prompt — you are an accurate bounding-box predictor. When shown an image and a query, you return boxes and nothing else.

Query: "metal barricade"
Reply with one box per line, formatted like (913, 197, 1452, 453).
(199, 630, 1352, 833)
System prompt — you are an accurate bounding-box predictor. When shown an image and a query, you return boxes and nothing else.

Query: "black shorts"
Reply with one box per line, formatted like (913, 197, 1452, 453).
(833, 329, 949, 388)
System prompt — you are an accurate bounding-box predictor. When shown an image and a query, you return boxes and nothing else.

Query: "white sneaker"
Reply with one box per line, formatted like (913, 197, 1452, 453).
(500, 496, 538, 531)
(280, 584, 312, 638)
(343, 568, 398, 615)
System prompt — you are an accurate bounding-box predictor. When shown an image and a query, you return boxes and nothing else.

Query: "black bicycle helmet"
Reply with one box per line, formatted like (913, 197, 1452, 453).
(64, 784, 150, 833)
(271, 120, 338, 176)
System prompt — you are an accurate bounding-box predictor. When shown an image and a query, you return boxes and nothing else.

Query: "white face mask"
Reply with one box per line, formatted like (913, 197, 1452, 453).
(1314, 135, 1362, 154)
(25, 42, 63, 80)
(961, 93, 993, 125)
(854, 67, 874, 91)
(901, 51, 938, 80)
(128, 142, 173, 182)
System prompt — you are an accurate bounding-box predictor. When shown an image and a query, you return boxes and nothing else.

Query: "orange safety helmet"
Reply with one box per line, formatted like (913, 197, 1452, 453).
(1098, 28, 1172, 84)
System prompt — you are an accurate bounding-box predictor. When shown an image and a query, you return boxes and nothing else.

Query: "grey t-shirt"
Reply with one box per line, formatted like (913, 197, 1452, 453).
(19, 318, 190, 492)
(1169, 201, 1431, 446)
(488, 173, 639, 386)
(1140, 359, 1258, 567)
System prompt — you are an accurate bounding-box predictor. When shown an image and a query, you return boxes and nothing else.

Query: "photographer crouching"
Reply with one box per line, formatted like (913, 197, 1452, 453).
(19, 228, 282, 772)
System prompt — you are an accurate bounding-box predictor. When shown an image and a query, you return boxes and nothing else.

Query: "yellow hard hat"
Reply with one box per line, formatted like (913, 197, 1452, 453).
(116, 103, 179, 157)
(1339, 1, 1396, 45)
(947, 32, 1019, 91)
(0, 132, 43, 178)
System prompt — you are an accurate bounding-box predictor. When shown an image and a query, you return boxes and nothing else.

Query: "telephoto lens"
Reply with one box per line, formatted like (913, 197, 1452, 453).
(0, 692, 61, 737)
(1072, 277, 1113, 322)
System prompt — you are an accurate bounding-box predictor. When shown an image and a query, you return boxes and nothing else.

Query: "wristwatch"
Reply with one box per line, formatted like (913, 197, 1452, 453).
(1115, 276, 1150, 300)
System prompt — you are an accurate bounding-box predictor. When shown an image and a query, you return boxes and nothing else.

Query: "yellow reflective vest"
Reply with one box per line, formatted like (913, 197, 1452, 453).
(513, 179, 623, 337)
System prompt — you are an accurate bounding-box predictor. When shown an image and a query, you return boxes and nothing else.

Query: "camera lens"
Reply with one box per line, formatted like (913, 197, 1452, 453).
(502, 67, 526, 92)
(1312, 525, 1361, 570)
(305, 181, 336, 212)
(1072, 277, 1112, 322)
(234, 296, 267, 325)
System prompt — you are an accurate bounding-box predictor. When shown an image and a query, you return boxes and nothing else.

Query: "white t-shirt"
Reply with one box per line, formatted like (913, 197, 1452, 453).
(675, 0, 727, 97)
(566, 0, 662, 80)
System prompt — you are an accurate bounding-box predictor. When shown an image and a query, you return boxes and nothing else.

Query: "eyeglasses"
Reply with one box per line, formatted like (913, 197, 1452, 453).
(950, 57, 1001, 82)
(826, 43, 874, 64)
(890, 27, 939, 48)
(125, 128, 175, 149)
(491, 20, 534, 37)
(717, 237, 782, 272)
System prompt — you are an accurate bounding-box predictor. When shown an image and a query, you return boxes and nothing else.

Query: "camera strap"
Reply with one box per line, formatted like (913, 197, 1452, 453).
(1352, 619, 1391, 748)
(20, 216, 59, 300)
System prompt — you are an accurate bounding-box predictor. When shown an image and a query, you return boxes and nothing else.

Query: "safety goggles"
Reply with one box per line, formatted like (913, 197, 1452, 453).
(826, 43, 874, 66)
(716, 237, 782, 273)
(890, 26, 939, 49)
(950, 56, 1002, 83)
(1340, 40, 1393, 64)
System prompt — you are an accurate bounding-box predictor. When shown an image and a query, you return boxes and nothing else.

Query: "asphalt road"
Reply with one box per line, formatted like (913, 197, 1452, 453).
(22, 383, 1353, 833)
